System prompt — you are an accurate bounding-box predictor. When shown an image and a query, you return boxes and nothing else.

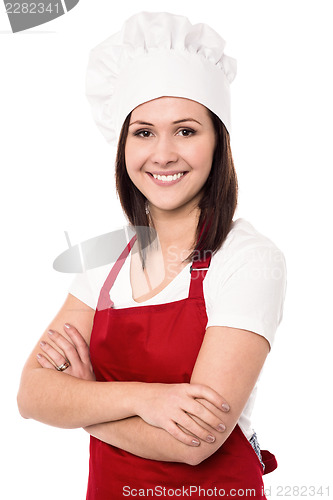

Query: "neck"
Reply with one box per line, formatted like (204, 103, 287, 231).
(149, 203, 200, 258)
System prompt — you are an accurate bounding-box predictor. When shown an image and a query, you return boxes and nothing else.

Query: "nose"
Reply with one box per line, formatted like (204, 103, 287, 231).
(150, 135, 179, 167)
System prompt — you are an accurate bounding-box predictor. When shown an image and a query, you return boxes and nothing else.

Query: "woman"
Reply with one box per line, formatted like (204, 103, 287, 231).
(17, 12, 287, 499)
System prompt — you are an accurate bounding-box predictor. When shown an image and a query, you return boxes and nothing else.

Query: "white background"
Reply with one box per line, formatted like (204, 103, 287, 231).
(1, 0, 332, 498)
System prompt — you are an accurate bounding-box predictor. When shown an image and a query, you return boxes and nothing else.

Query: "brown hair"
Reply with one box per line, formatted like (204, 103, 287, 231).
(115, 109, 238, 268)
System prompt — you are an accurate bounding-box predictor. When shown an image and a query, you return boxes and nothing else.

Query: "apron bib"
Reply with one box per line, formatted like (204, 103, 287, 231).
(87, 235, 277, 499)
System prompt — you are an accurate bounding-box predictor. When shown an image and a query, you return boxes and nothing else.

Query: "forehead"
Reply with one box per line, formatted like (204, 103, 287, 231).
(130, 97, 210, 122)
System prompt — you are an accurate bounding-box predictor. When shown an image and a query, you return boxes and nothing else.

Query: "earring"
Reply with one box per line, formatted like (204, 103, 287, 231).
(145, 200, 150, 215)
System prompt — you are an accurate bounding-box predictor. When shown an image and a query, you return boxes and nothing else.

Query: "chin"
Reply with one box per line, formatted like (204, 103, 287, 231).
(150, 199, 196, 214)
(151, 204, 180, 212)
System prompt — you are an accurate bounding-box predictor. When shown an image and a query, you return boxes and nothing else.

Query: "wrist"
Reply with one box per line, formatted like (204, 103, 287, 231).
(127, 381, 158, 417)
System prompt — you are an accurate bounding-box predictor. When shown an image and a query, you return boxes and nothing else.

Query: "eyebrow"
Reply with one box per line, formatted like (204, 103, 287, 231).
(129, 118, 202, 127)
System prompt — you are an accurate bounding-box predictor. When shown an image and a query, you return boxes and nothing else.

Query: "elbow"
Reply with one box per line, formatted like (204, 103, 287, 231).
(182, 447, 215, 467)
(184, 456, 202, 467)
(17, 385, 32, 420)
(17, 370, 41, 420)
(183, 439, 226, 466)
(183, 451, 207, 467)
(17, 394, 29, 420)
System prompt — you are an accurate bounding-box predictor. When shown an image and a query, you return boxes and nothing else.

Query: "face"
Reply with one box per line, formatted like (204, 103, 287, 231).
(124, 97, 216, 217)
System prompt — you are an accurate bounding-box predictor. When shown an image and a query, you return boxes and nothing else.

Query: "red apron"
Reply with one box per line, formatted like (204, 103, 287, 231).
(87, 235, 277, 499)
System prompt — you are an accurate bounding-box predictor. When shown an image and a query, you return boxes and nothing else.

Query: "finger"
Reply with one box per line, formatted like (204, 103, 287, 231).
(177, 412, 218, 443)
(183, 400, 226, 433)
(47, 330, 81, 367)
(163, 420, 201, 447)
(188, 383, 230, 412)
(39, 340, 68, 369)
(36, 353, 57, 370)
(195, 397, 227, 426)
(63, 324, 91, 364)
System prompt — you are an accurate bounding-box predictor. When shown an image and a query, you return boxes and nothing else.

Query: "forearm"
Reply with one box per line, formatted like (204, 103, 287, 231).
(84, 398, 231, 466)
(84, 417, 193, 464)
(17, 368, 144, 429)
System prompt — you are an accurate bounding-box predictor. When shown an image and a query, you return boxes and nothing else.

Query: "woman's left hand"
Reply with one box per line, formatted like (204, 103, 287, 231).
(36, 324, 96, 381)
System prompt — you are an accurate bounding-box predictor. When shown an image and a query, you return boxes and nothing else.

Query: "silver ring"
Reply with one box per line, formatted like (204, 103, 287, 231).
(56, 361, 70, 372)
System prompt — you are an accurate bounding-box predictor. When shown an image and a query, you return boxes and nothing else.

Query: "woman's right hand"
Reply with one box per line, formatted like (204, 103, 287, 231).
(134, 383, 230, 446)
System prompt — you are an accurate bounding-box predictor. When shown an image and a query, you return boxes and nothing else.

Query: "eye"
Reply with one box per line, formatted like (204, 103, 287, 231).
(177, 128, 195, 137)
(134, 130, 153, 138)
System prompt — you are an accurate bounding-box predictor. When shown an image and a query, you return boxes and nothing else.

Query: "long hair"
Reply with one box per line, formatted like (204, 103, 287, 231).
(115, 109, 238, 268)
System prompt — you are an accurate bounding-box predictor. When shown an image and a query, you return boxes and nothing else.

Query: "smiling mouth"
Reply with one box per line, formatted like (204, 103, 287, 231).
(148, 172, 187, 182)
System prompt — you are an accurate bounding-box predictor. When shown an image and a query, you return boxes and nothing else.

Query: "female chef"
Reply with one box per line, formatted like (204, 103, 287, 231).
(17, 12, 287, 499)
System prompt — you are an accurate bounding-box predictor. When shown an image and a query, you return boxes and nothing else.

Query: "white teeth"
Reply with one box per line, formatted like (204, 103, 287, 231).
(152, 172, 184, 182)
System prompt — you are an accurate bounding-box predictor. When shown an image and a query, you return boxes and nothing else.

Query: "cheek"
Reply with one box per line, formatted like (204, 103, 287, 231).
(190, 143, 214, 172)
(124, 145, 138, 178)
(125, 141, 146, 175)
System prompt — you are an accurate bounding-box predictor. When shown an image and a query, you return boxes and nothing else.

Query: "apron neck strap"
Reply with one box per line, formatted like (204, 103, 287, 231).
(97, 234, 137, 311)
(188, 252, 212, 300)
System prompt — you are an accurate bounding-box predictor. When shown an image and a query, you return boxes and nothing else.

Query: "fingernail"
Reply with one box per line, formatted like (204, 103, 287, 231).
(40, 341, 46, 347)
(221, 403, 230, 412)
(206, 434, 215, 443)
(192, 439, 200, 446)
(37, 354, 42, 359)
(217, 423, 226, 432)
(48, 329, 54, 335)
(64, 323, 71, 329)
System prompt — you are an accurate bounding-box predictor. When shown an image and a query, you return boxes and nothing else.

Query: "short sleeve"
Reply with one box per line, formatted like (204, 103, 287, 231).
(68, 270, 98, 310)
(205, 244, 287, 349)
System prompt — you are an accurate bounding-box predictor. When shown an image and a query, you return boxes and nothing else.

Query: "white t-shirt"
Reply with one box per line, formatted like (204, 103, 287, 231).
(68, 218, 287, 440)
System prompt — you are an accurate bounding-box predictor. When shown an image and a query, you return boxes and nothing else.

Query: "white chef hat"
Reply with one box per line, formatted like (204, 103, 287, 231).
(85, 11, 237, 145)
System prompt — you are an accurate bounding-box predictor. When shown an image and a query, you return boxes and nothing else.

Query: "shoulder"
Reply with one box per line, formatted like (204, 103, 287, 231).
(209, 217, 286, 277)
(204, 218, 287, 347)
(216, 217, 285, 256)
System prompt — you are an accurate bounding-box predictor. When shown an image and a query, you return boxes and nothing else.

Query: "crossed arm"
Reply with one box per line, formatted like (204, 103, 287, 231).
(17, 293, 269, 466)
(83, 323, 269, 465)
